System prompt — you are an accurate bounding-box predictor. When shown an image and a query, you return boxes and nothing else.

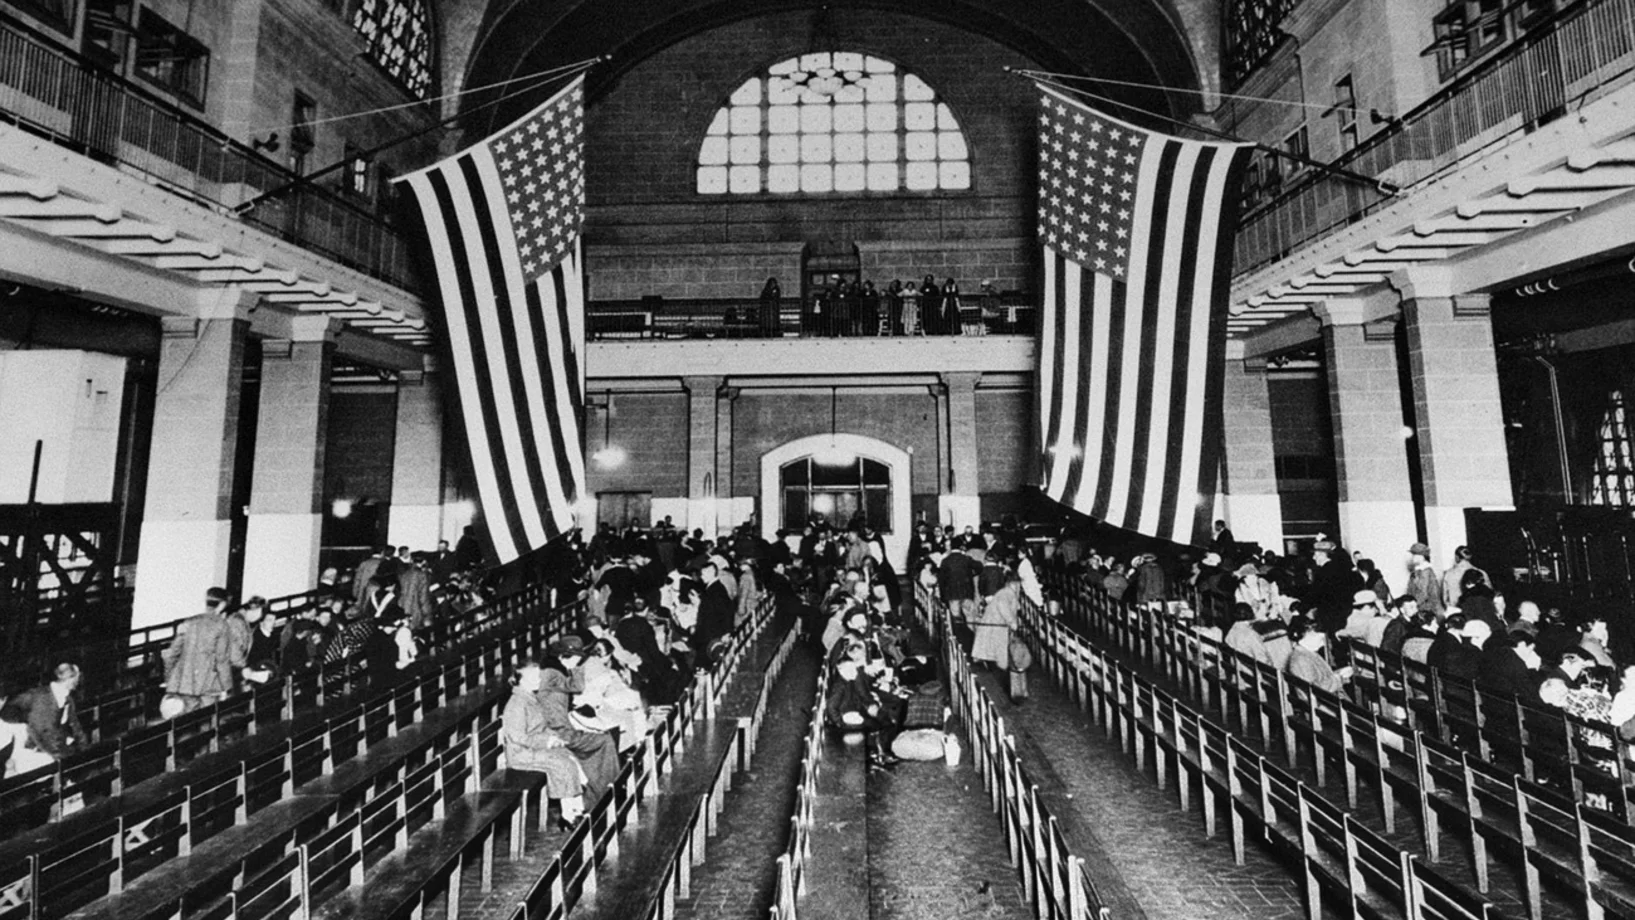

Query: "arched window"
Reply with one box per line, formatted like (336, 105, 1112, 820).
(697, 52, 971, 196)
(1225, 0, 1298, 86)
(352, 0, 434, 100)
(1590, 389, 1635, 506)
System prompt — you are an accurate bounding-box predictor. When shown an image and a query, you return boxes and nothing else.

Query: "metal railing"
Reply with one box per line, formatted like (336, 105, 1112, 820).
(1232, 0, 1635, 278)
(587, 296, 1039, 341)
(0, 14, 420, 290)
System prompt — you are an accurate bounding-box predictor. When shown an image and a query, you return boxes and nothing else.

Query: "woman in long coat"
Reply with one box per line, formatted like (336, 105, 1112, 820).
(972, 571, 1028, 701)
(502, 660, 586, 825)
(537, 638, 620, 804)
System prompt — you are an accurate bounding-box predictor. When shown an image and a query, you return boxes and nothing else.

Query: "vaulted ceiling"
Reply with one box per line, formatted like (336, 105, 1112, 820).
(455, 0, 1213, 132)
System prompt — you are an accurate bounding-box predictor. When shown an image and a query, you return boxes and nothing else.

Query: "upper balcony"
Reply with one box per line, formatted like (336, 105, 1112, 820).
(0, 12, 418, 291)
(1231, 0, 1635, 280)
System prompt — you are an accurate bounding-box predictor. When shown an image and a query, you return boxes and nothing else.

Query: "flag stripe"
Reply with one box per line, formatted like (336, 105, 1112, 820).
(1153, 144, 1213, 537)
(453, 155, 551, 549)
(1074, 271, 1114, 516)
(1038, 249, 1059, 456)
(1045, 250, 1081, 501)
(1056, 262, 1092, 508)
(419, 168, 528, 560)
(1120, 139, 1181, 530)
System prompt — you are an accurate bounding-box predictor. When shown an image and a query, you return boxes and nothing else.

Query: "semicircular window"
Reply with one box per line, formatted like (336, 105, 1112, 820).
(697, 52, 971, 196)
(351, 0, 434, 100)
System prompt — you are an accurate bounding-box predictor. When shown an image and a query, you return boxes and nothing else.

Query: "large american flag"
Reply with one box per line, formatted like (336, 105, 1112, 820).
(1035, 85, 1251, 546)
(396, 77, 588, 563)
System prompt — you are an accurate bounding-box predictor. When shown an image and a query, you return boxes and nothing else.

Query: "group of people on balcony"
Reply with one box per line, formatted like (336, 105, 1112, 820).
(759, 274, 991, 338)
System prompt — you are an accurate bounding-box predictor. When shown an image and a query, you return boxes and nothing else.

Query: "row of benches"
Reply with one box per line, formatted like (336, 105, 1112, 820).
(1, 583, 554, 837)
(769, 639, 832, 920)
(3, 589, 574, 920)
(643, 620, 802, 920)
(1047, 575, 1635, 920)
(1082, 579, 1635, 823)
(913, 585, 1113, 920)
(1020, 601, 1498, 920)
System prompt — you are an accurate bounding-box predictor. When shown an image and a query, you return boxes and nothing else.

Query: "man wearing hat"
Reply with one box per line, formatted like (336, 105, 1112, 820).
(1339, 590, 1382, 641)
(1406, 543, 1445, 618)
(1308, 539, 1360, 634)
(1543, 648, 1591, 689)
(161, 587, 237, 715)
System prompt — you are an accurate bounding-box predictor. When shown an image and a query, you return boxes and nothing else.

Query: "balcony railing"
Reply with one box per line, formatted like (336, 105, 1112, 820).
(587, 295, 1039, 340)
(0, 13, 421, 290)
(1232, 0, 1635, 278)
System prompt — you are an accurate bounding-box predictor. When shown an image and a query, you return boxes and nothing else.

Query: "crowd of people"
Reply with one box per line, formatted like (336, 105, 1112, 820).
(756, 274, 1001, 338)
(1050, 519, 1635, 751)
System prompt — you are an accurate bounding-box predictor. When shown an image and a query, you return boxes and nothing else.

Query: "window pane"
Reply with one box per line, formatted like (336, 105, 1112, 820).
(903, 74, 934, 100)
(768, 104, 800, 133)
(834, 133, 865, 162)
(697, 167, 727, 194)
(706, 110, 730, 135)
(866, 162, 898, 190)
(833, 103, 865, 132)
(782, 459, 810, 486)
(698, 137, 728, 165)
(800, 104, 832, 133)
(904, 102, 936, 130)
(768, 78, 800, 105)
(729, 136, 760, 164)
(864, 56, 894, 73)
(768, 135, 800, 163)
(938, 131, 968, 160)
(767, 164, 800, 192)
(801, 163, 833, 192)
(801, 134, 833, 162)
(936, 103, 960, 130)
(905, 131, 937, 160)
(730, 80, 762, 105)
(866, 133, 897, 161)
(939, 161, 971, 189)
(865, 103, 897, 132)
(862, 459, 889, 485)
(833, 83, 866, 104)
(833, 51, 864, 71)
(834, 163, 866, 191)
(799, 52, 829, 72)
(906, 161, 937, 189)
(864, 73, 896, 102)
(864, 489, 891, 533)
(729, 105, 761, 134)
(729, 165, 759, 193)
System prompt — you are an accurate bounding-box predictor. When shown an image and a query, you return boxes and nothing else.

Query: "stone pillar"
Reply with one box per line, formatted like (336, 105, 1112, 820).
(132, 294, 252, 629)
(715, 386, 743, 531)
(683, 375, 721, 537)
(940, 372, 981, 529)
(1402, 294, 1513, 561)
(242, 317, 335, 599)
(388, 361, 446, 551)
(1317, 302, 1419, 570)
(1220, 353, 1285, 554)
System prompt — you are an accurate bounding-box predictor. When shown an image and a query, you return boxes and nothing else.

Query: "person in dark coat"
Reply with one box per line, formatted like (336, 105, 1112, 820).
(1479, 631, 1542, 701)
(1308, 541, 1361, 635)
(694, 562, 736, 659)
(0, 663, 86, 771)
(1428, 613, 1469, 672)
(537, 637, 619, 802)
(758, 277, 782, 337)
(919, 275, 942, 334)
(1442, 619, 1490, 683)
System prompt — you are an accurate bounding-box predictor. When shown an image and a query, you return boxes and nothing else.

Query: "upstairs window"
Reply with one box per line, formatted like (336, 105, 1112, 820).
(696, 52, 971, 196)
(1333, 75, 1358, 152)
(1590, 390, 1635, 507)
(351, 0, 433, 100)
(1224, 0, 1299, 86)
(132, 8, 209, 107)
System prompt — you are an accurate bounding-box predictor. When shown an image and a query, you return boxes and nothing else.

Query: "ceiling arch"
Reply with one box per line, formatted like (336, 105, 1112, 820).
(458, 0, 1208, 133)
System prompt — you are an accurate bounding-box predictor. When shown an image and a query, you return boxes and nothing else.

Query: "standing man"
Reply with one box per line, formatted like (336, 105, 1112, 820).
(1441, 546, 1486, 609)
(937, 544, 980, 627)
(1406, 543, 1446, 618)
(162, 587, 236, 715)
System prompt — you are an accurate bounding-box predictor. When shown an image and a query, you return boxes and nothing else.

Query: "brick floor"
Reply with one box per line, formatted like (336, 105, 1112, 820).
(975, 666, 1319, 920)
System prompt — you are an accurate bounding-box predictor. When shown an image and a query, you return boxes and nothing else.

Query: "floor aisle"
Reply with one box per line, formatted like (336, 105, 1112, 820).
(974, 667, 1320, 920)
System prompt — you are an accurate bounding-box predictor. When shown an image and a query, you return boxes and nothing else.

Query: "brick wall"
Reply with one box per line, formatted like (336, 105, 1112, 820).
(975, 388, 1035, 494)
(583, 9, 1043, 300)
(728, 389, 942, 497)
(324, 385, 398, 505)
(585, 391, 689, 498)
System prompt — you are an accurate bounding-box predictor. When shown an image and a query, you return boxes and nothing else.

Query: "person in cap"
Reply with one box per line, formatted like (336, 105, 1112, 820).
(1308, 539, 1361, 633)
(1339, 589, 1382, 641)
(1234, 562, 1279, 619)
(1406, 542, 1445, 618)
(161, 587, 238, 715)
(1543, 648, 1591, 690)
(536, 636, 619, 802)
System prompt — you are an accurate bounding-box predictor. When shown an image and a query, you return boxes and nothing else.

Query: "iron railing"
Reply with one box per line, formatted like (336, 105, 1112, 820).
(1232, 0, 1635, 278)
(0, 13, 421, 290)
(587, 295, 1039, 340)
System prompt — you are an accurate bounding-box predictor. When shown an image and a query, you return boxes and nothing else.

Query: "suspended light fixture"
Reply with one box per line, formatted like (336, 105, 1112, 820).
(814, 385, 855, 467)
(591, 393, 627, 469)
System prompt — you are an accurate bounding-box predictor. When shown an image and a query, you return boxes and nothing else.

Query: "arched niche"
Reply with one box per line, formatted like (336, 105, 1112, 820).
(759, 432, 912, 570)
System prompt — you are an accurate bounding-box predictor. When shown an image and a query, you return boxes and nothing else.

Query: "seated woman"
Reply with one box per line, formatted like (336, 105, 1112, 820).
(537, 637, 620, 803)
(502, 659, 587, 827)
(571, 639, 649, 751)
(824, 638, 906, 768)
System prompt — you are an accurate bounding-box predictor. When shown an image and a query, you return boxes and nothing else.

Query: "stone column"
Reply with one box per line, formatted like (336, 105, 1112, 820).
(242, 317, 335, 599)
(1220, 351, 1285, 554)
(1402, 294, 1513, 561)
(1317, 300, 1419, 570)
(132, 293, 253, 629)
(683, 375, 722, 537)
(940, 372, 981, 529)
(715, 386, 742, 531)
(388, 360, 447, 551)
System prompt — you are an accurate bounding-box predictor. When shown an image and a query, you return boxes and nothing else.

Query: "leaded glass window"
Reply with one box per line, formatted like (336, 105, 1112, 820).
(1590, 390, 1635, 506)
(696, 52, 972, 196)
(351, 0, 433, 100)
(1225, 0, 1299, 86)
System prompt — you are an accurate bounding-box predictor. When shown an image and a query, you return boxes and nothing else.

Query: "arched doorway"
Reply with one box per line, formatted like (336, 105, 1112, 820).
(760, 433, 912, 569)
